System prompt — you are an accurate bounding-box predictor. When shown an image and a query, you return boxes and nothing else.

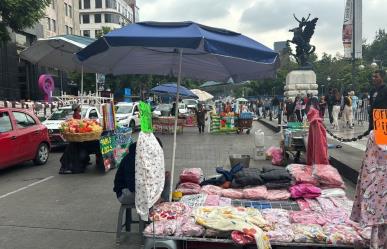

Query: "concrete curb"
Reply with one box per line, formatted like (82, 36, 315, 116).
(258, 118, 360, 184)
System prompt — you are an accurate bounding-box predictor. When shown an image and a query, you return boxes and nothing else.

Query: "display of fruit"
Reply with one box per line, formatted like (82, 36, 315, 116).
(60, 119, 102, 133)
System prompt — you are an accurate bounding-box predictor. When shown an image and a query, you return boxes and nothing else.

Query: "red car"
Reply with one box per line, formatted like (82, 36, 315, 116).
(0, 108, 50, 169)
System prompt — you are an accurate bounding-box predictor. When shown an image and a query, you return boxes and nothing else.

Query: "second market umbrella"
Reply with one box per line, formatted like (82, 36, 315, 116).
(76, 21, 280, 200)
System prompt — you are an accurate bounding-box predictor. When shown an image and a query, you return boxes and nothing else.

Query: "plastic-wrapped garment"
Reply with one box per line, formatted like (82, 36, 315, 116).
(313, 164, 344, 187)
(289, 183, 321, 199)
(292, 223, 328, 243)
(329, 196, 353, 214)
(266, 225, 294, 243)
(321, 188, 346, 198)
(221, 188, 244, 199)
(264, 179, 291, 190)
(205, 228, 231, 238)
(205, 194, 220, 206)
(271, 147, 283, 166)
(243, 186, 268, 200)
(176, 182, 201, 195)
(290, 211, 328, 225)
(144, 220, 177, 236)
(316, 197, 336, 211)
(194, 206, 271, 249)
(219, 197, 232, 206)
(304, 198, 323, 212)
(150, 202, 191, 221)
(323, 209, 349, 225)
(135, 132, 165, 221)
(180, 193, 207, 208)
(181, 217, 205, 237)
(296, 199, 311, 211)
(261, 209, 291, 227)
(231, 230, 256, 245)
(180, 168, 203, 184)
(266, 189, 291, 201)
(323, 224, 363, 245)
(286, 164, 318, 185)
(200, 185, 223, 196)
(261, 165, 292, 182)
(233, 168, 264, 187)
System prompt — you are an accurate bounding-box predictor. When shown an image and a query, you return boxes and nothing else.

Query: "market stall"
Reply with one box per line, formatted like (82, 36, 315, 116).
(153, 116, 185, 134)
(282, 122, 308, 164)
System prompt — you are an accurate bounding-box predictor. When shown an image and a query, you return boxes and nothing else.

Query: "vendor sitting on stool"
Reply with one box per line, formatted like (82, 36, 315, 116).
(72, 103, 81, 119)
(113, 137, 170, 205)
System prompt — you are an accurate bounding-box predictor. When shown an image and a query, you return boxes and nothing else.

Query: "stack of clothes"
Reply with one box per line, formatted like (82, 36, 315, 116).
(176, 168, 203, 195)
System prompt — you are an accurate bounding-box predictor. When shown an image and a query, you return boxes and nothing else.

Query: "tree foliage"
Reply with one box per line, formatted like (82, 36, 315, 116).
(0, 0, 51, 42)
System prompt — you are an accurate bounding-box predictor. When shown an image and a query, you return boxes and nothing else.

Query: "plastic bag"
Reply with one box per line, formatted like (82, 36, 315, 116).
(292, 224, 328, 243)
(313, 164, 344, 187)
(287, 164, 318, 185)
(150, 202, 191, 221)
(267, 225, 294, 242)
(271, 147, 283, 166)
(139, 101, 153, 133)
(144, 220, 177, 236)
(231, 231, 255, 245)
(176, 182, 201, 195)
(242, 186, 268, 200)
(205, 195, 220, 206)
(265, 146, 277, 159)
(266, 189, 291, 201)
(180, 168, 203, 184)
(290, 211, 328, 225)
(323, 224, 363, 245)
(289, 183, 321, 198)
(181, 217, 205, 237)
(200, 185, 223, 196)
(321, 188, 346, 198)
(221, 188, 244, 199)
(261, 209, 291, 227)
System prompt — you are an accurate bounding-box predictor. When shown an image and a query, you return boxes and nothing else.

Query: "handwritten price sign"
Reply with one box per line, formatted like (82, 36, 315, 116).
(373, 109, 387, 145)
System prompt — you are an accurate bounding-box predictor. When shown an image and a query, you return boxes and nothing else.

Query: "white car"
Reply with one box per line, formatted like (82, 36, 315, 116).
(115, 102, 140, 130)
(42, 105, 102, 146)
(182, 99, 198, 110)
(178, 103, 189, 115)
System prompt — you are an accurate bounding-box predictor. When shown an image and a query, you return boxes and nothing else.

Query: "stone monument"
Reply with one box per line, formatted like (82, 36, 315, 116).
(284, 14, 319, 98)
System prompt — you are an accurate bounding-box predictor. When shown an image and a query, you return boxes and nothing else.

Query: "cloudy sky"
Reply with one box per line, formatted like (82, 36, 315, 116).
(137, 0, 387, 58)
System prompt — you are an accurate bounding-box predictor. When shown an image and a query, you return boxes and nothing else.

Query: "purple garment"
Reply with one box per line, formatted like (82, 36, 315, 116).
(290, 183, 321, 199)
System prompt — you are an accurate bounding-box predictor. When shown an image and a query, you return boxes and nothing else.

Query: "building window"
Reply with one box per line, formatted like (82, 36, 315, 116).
(47, 17, 51, 31)
(65, 25, 69, 34)
(118, 3, 120, 12)
(83, 0, 90, 9)
(69, 5, 72, 18)
(105, 13, 119, 24)
(79, 0, 82, 9)
(94, 14, 101, 23)
(70, 27, 73, 34)
(95, 30, 102, 38)
(106, 0, 116, 9)
(83, 30, 90, 37)
(52, 19, 56, 32)
(82, 14, 90, 24)
(95, 0, 102, 8)
(65, 3, 68, 16)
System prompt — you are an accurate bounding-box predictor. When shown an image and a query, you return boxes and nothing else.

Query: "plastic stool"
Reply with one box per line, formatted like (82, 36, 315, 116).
(116, 204, 145, 244)
(144, 238, 179, 249)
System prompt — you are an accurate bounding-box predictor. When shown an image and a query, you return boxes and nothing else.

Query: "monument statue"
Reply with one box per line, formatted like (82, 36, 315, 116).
(287, 14, 318, 69)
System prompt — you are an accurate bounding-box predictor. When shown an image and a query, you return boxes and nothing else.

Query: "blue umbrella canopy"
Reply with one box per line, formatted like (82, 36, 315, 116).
(76, 21, 279, 82)
(151, 83, 197, 98)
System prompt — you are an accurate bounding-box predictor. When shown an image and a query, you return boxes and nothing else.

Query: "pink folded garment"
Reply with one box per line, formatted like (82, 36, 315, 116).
(181, 217, 205, 237)
(267, 225, 294, 242)
(231, 231, 255, 245)
(180, 168, 203, 184)
(144, 220, 177, 236)
(266, 189, 291, 200)
(313, 164, 344, 187)
(200, 185, 223, 196)
(304, 198, 323, 212)
(261, 208, 291, 226)
(221, 188, 244, 199)
(290, 211, 328, 225)
(242, 186, 268, 200)
(316, 197, 336, 211)
(296, 199, 311, 211)
(176, 182, 201, 195)
(287, 164, 318, 185)
(323, 224, 363, 245)
(289, 183, 321, 199)
(205, 194, 220, 206)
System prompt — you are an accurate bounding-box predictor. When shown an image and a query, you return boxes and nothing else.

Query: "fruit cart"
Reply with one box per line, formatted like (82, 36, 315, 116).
(236, 112, 253, 134)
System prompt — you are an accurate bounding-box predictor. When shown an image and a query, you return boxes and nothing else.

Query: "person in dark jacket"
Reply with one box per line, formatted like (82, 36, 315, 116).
(113, 137, 169, 204)
(195, 104, 207, 133)
(368, 70, 387, 132)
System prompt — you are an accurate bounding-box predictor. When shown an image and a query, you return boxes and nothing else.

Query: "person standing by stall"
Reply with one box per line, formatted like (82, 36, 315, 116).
(351, 70, 387, 249)
(331, 88, 341, 130)
(195, 104, 207, 134)
(294, 96, 303, 122)
(72, 104, 81, 119)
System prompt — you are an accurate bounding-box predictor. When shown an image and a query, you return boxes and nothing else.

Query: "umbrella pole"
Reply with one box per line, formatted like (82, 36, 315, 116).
(80, 65, 84, 105)
(169, 49, 183, 201)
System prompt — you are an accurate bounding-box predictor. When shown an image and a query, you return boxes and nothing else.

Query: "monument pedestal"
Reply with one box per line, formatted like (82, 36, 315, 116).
(284, 70, 318, 98)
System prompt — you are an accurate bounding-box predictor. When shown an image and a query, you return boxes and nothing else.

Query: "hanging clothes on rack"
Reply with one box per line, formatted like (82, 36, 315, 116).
(135, 101, 165, 221)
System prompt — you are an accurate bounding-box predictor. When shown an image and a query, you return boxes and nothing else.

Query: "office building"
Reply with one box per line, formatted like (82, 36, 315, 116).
(79, 0, 139, 38)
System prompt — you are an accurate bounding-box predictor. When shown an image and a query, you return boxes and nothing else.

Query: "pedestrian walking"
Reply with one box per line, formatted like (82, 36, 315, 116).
(326, 89, 334, 124)
(319, 96, 327, 118)
(351, 70, 387, 249)
(285, 97, 295, 122)
(331, 88, 341, 130)
(342, 94, 353, 129)
(294, 96, 303, 122)
(350, 91, 358, 124)
(195, 104, 207, 134)
(257, 99, 263, 118)
(271, 96, 280, 118)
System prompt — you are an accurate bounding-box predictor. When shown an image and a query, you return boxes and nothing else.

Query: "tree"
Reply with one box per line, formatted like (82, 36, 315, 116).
(0, 0, 51, 42)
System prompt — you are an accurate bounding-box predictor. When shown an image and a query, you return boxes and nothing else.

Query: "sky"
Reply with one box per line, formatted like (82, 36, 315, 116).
(137, 0, 387, 58)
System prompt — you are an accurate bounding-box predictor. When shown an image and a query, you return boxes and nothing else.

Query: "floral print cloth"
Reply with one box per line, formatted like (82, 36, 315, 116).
(193, 206, 271, 249)
(351, 131, 387, 249)
(135, 132, 165, 221)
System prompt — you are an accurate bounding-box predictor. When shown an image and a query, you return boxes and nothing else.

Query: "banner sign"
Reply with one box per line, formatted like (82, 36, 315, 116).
(373, 109, 387, 145)
(100, 127, 133, 171)
(342, 0, 362, 59)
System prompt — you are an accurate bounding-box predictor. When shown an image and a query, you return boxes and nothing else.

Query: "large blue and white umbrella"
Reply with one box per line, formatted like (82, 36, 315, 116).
(151, 83, 197, 98)
(76, 21, 280, 200)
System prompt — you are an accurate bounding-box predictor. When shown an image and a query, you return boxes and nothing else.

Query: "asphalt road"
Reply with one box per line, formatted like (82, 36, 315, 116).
(0, 122, 356, 249)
